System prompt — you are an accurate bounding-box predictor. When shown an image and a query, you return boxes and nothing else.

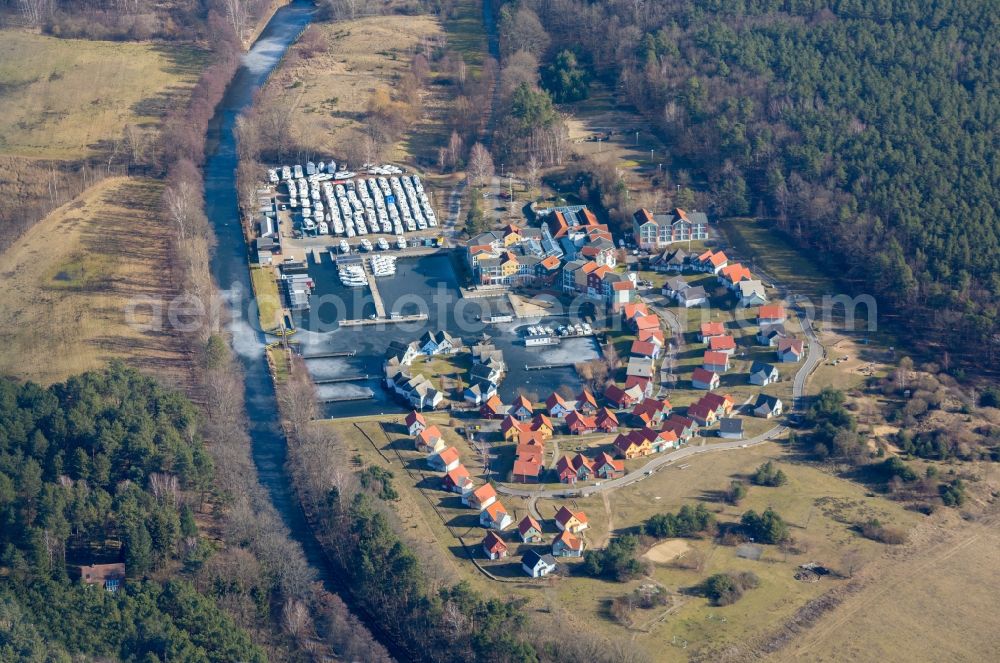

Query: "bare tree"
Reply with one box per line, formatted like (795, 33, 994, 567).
(525, 155, 541, 198)
(223, 0, 250, 43)
(17, 0, 53, 27)
(467, 142, 495, 187)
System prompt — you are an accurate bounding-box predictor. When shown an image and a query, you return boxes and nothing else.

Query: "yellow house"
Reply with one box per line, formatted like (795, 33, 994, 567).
(530, 415, 553, 440)
(555, 506, 589, 534)
(500, 252, 520, 277)
(502, 224, 522, 245)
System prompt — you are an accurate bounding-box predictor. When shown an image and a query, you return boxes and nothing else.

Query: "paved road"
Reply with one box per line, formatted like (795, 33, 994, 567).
(494, 286, 825, 500)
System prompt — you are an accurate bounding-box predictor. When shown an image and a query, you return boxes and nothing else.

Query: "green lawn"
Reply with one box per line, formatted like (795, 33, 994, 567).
(250, 266, 282, 331)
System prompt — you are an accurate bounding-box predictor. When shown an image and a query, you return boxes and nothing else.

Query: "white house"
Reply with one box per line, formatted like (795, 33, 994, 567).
(480, 501, 513, 531)
(419, 330, 456, 355)
(427, 446, 460, 473)
(753, 394, 783, 419)
(522, 551, 558, 578)
(749, 362, 780, 386)
(739, 280, 768, 308)
(405, 410, 426, 436)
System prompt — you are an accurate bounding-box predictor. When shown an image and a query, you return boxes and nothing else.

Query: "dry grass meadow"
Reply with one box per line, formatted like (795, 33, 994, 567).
(265, 15, 446, 164)
(0, 30, 204, 159)
(0, 176, 188, 385)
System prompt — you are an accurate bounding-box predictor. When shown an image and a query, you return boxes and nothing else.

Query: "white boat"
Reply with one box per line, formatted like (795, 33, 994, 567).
(369, 254, 397, 277)
(396, 235, 407, 249)
(281, 166, 292, 180)
(377, 237, 389, 250)
(334, 171, 356, 180)
(318, 221, 329, 235)
(339, 239, 350, 253)
(268, 169, 279, 183)
(293, 165, 304, 179)
(360, 238, 373, 252)
(338, 264, 367, 287)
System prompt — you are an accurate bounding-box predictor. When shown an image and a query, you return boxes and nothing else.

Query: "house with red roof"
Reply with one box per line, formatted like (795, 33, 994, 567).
(552, 530, 585, 558)
(414, 425, 446, 454)
(614, 430, 653, 459)
(703, 351, 731, 373)
(777, 338, 805, 363)
(530, 413, 554, 439)
(518, 516, 543, 543)
(624, 375, 653, 399)
(565, 410, 597, 435)
(697, 249, 729, 274)
(555, 455, 577, 484)
(571, 453, 595, 481)
(576, 389, 598, 415)
(501, 415, 527, 441)
(637, 327, 665, 346)
(427, 446, 460, 472)
(632, 398, 671, 427)
(442, 465, 474, 494)
(691, 368, 720, 391)
(555, 506, 589, 534)
(480, 501, 513, 531)
(758, 305, 787, 325)
(718, 262, 753, 290)
(622, 302, 649, 323)
(592, 451, 624, 479)
(545, 392, 574, 418)
(464, 483, 497, 510)
(632, 314, 660, 333)
(709, 335, 737, 355)
(510, 394, 533, 420)
(406, 410, 427, 436)
(663, 414, 697, 441)
(512, 458, 542, 483)
(687, 400, 718, 427)
(699, 321, 726, 343)
(700, 392, 735, 417)
(653, 428, 680, 453)
(480, 394, 506, 420)
(595, 407, 620, 432)
(631, 339, 661, 359)
(482, 531, 509, 560)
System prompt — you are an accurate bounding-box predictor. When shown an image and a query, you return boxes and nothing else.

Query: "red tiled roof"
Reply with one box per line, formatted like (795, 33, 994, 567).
(758, 305, 785, 320)
(703, 351, 729, 366)
(577, 389, 597, 409)
(700, 321, 726, 337)
(472, 483, 497, 503)
(418, 425, 443, 445)
(623, 302, 649, 320)
(709, 335, 736, 351)
(518, 515, 541, 536)
(691, 368, 717, 384)
(631, 340, 657, 356)
(435, 446, 460, 465)
(554, 530, 583, 551)
(406, 410, 426, 426)
(513, 459, 542, 477)
(612, 280, 635, 291)
(633, 314, 660, 331)
(482, 530, 507, 553)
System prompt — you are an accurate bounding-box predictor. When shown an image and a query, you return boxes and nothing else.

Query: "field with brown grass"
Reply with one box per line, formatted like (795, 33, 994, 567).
(263, 15, 446, 164)
(0, 176, 188, 385)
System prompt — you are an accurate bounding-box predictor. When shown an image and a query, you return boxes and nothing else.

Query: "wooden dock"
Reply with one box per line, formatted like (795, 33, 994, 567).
(524, 362, 576, 371)
(364, 260, 387, 318)
(339, 313, 428, 327)
(318, 391, 374, 403)
(314, 375, 369, 384)
(302, 350, 356, 359)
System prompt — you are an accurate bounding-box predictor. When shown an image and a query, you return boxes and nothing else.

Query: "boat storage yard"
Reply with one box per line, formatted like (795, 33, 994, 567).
(256, 161, 443, 324)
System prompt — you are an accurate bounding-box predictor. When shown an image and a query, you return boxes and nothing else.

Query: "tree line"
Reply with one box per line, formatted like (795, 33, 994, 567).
(499, 0, 999, 369)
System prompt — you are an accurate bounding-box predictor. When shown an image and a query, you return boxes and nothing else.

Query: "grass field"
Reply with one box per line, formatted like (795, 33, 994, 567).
(0, 30, 205, 159)
(315, 408, 930, 660)
(0, 176, 187, 385)
(265, 16, 445, 164)
(250, 266, 282, 331)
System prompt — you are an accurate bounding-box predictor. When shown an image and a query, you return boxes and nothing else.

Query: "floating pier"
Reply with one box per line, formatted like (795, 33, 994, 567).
(314, 375, 370, 384)
(302, 350, 356, 359)
(524, 362, 576, 371)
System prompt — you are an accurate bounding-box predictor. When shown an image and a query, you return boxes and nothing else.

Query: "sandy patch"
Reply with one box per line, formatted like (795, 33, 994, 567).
(643, 539, 692, 564)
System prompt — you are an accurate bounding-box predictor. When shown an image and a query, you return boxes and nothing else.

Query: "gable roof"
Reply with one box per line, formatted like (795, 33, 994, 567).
(719, 417, 744, 434)
(482, 530, 507, 553)
(418, 425, 443, 445)
(482, 394, 504, 413)
(703, 351, 730, 366)
(512, 394, 533, 412)
(691, 367, 718, 384)
(576, 389, 597, 409)
(701, 321, 726, 337)
(750, 361, 778, 377)
(700, 392, 734, 411)
(484, 501, 509, 520)
(522, 550, 556, 568)
(758, 304, 785, 319)
(545, 392, 568, 411)
(596, 407, 619, 426)
(593, 451, 624, 471)
(709, 335, 736, 351)
(631, 340, 658, 357)
(555, 506, 587, 527)
(434, 446, 460, 466)
(778, 338, 804, 354)
(513, 458, 542, 478)
(471, 483, 497, 503)
(405, 410, 426, 427)
(444, 465, 471, 485)
(518, 515, 542, 536)
(554, 530, 583, 551)
(754, 393, 782, 410)
(566, 410, 597, 429)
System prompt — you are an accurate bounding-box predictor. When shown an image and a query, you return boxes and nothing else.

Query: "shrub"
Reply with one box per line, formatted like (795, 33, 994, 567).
(702, 571, 759, 606)
(751, 461, 788, 487)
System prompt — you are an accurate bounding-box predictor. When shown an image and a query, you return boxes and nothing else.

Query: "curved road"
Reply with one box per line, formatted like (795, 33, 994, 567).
(494, 290, 824, 500)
